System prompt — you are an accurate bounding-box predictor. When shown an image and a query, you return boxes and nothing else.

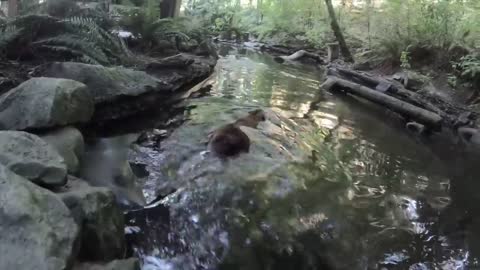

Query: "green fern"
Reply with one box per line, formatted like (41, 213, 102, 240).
(119, 11, 192, 51)
(36, 45, 102, 65)
(0, 26, 22, 50)
(34, 34, 110, 64)
(1, 14, 132, 65)
(63, 16, 132, 60)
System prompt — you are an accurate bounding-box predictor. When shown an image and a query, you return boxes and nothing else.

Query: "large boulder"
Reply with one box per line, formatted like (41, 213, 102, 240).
(57, 176, 126, 261)
(0, 164, 79, 270)
(0, 77, 94, 130)
(33, 56, 216, 121)
(0, 131, 67, 187)
(73, 258, 140, 270)
(34, 62, 171, 104)
(40, 127, 85, 174)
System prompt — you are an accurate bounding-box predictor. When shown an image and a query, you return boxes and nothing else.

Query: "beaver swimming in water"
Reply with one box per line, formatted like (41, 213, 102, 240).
(208, 109, 266, 158)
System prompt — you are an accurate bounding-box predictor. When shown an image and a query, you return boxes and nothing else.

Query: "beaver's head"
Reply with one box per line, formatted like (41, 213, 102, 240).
(248, 109, 266, 122)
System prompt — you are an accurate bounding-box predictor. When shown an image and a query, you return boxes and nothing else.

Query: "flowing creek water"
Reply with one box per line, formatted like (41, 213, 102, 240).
(87, 45, 480, 270)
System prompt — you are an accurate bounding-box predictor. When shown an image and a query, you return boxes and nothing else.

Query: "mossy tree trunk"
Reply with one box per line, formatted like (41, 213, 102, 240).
(324, 0, 354, 63)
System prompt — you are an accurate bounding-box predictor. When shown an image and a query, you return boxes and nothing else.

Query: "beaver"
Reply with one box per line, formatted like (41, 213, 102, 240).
(233, 109, 266, 128)
(208, 109, 266, 158)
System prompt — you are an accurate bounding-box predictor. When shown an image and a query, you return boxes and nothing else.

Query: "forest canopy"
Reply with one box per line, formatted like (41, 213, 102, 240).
(185, 0, 478, 61)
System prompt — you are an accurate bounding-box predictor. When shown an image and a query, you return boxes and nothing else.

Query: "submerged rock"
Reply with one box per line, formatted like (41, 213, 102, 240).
(73, 258, 140, 270)
(0, 164, 79, 270)
(57, 176, 126, 261)
(40, 127, 85, 175)
(0, 130, 67, 187)
(0, 77, 93, 130)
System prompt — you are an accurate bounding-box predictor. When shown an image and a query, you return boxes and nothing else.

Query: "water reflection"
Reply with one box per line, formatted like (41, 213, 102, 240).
(127, 45, 480, 270)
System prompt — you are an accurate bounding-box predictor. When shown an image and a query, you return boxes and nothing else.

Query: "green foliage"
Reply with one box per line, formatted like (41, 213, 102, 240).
(0, 14, 130, 65)
(400, 50, 411, 70)
(119, 6, 192, 51)
(187, 0, 478, 64)
(454, 52, 480, 89)
(367, 0, 478, 63)
(0, 26, 22, 55)
(456, 54, 480, 81)
(45, 0, 80, 17)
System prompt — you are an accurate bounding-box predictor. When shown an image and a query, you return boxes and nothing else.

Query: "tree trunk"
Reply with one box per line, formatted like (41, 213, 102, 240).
(257, 0, 263, 23)
(324, 0, 354, 63)
(7, 0, 18, 17)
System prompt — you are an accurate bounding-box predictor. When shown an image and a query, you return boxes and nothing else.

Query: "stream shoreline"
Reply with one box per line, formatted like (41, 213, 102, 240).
(125, 45, 480, 269)
(0, 38, 477, 269)
(220, 39, 480, 156)
(0, 48, 217, 270)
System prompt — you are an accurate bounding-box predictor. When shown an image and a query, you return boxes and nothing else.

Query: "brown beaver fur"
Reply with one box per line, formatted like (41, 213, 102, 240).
(209, 109, 266, 158)
(234, 109, 266, 128)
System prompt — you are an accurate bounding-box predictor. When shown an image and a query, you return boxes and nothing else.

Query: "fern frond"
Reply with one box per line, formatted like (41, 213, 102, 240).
(2, 14, 131, 65)
(37, 45, 102, 65)
(162, 31, 190, 42)
(34, 34, 110, 64)
(151, 18, 174, 29)
(0, 26, 22, 49)
(63, 16, 132, 60)
(10, 14, 60, 31)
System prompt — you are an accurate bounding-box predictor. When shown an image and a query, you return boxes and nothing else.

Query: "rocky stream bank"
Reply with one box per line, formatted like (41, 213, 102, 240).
(0, 53, 216, 270)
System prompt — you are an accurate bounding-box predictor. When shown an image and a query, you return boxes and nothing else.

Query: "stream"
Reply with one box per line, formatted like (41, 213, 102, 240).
(90, 45, 480, 270)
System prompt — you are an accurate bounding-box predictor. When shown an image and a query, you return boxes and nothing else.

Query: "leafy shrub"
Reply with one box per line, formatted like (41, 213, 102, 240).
(454, 53, 480, 90)
(119, 8, 190, 51)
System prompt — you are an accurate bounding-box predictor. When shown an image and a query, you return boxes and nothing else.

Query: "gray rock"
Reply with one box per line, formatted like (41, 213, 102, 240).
(458, 127, 480, 144)
(406, 122, 426, 135)
(0, 77, 93, 130)
(33, 57, 216, 121)
(57, 176, 126, 261)
(0, 164, 79, 270)
(0, 131, 67, 187)
(40, 127, 85, 174)
(35, 62, 171, 104)
(73, 258, 140, 270)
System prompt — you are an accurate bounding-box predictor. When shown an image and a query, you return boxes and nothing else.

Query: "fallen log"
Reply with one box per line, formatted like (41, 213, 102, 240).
(331, 67, 442, 112)
(326, 66, 476, 127)
(322, 76, 443, 130)
(146, 54, 194, 70)
(274, 50, 325, 64)
(260, 44, 292, 55)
